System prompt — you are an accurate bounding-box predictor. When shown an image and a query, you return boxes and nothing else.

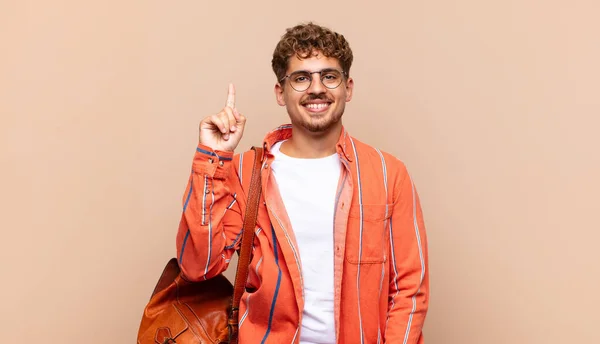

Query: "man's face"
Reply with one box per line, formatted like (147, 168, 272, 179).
(275, 52, 354, 133)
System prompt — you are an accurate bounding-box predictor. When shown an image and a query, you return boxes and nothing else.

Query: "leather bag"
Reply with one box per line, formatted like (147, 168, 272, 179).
(137, 147, 263, 344)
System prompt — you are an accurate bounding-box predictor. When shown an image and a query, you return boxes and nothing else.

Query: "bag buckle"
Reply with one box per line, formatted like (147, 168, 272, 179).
(228, 307, 239, 343)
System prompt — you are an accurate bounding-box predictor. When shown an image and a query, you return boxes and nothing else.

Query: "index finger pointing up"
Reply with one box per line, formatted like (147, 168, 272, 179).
(226, 83, 235, 109)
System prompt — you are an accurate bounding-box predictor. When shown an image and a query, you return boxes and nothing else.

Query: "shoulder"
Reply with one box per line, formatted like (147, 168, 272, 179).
(349, 136, 409, 177)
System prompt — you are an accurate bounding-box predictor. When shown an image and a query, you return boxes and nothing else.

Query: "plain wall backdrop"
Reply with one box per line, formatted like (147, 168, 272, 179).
(1, 0, 599, 343)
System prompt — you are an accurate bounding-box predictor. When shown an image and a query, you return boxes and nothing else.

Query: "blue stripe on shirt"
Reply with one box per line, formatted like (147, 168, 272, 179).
(183, 177, 193, 212)
(261, 225, 282, 344)
(179, 229, 190, 264)
(196, 147, 233, 161)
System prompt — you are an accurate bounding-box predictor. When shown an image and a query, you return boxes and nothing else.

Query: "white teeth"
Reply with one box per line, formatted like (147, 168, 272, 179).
(305, 103, 328, 110)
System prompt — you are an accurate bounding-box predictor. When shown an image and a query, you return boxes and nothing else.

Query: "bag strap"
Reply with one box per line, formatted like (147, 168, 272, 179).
(228, 146, 263, 342)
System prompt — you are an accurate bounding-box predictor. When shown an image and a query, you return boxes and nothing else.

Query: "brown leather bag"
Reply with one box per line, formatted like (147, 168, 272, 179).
(137, 147, 263, 344)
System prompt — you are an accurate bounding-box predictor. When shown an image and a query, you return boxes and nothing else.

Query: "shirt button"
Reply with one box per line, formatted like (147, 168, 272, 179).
(205, 189, 210, 194)
(219, 160, 224, 167)
(208, 158, 214, 164)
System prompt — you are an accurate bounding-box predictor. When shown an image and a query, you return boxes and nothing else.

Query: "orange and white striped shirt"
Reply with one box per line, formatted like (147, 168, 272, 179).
(176, 124, 430, 343)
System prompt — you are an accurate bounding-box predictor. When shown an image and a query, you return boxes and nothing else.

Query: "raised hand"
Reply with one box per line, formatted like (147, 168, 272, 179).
(198, 83, 247, 152)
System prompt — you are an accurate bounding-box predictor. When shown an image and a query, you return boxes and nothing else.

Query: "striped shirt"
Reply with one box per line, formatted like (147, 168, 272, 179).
(176, 125, 430, 344)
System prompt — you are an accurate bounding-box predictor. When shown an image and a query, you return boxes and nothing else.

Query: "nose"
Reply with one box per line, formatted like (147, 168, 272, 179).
(306, 72, 326, 94)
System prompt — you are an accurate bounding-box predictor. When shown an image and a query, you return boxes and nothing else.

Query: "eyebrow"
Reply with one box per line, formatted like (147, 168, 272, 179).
(290, 68, 339, 74)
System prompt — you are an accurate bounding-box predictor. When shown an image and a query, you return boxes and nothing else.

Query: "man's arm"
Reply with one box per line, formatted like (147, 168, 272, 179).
(385, 163, 430, 343)
(176, 84, 248, 282)
(175, 145, 245, 281)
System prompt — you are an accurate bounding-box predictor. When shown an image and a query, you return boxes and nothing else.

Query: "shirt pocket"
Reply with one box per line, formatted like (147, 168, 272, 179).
(345, 203, 392, 264)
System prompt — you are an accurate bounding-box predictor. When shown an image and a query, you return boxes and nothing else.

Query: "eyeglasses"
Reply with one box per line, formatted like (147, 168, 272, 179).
(280, 68, 347, 92)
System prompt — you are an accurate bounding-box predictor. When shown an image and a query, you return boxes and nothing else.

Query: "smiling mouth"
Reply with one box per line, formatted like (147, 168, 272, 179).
(303, 102, 331, 113)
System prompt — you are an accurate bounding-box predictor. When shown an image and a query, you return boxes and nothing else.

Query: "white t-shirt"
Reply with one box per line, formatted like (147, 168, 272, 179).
(270, 140, 341, 344)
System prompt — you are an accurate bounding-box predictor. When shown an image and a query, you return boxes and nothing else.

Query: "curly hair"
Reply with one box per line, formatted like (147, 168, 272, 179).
(271, 22, 353, 83)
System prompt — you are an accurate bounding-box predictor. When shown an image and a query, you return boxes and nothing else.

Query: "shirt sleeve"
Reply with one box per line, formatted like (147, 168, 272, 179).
(385, 163, 430, 343)
(175, 144, 246, 281)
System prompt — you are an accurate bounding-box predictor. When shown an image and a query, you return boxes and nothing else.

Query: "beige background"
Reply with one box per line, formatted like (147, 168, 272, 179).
(1, 0, 599, 343)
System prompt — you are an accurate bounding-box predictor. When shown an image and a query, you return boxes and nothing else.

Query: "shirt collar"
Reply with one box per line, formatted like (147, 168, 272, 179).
(261, 124, 353, 162)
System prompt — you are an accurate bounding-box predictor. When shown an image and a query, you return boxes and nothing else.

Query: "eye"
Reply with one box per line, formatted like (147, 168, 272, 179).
(323, 72, 340, 80)
(290, 72, 311, 83)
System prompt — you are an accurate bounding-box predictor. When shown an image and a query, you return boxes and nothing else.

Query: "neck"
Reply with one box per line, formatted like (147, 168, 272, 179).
(280, 123, 342, 158)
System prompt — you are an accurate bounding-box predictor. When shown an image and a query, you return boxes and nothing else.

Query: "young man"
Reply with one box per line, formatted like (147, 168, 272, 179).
(176, 23, 429, 343)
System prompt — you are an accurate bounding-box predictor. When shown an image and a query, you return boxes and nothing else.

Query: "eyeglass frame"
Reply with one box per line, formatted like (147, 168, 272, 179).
(279, 68, 348, 92)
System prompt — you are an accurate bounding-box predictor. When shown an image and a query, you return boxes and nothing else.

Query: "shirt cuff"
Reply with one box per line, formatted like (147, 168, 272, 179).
(192, 144, 234, 179)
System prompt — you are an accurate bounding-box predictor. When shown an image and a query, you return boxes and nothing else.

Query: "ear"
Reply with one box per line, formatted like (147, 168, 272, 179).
(275, 83, 286, 106)
(344, 77, 354, 102)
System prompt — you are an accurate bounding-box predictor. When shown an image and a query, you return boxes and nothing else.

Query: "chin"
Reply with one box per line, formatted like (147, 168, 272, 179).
(301, 115, 342, 133)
